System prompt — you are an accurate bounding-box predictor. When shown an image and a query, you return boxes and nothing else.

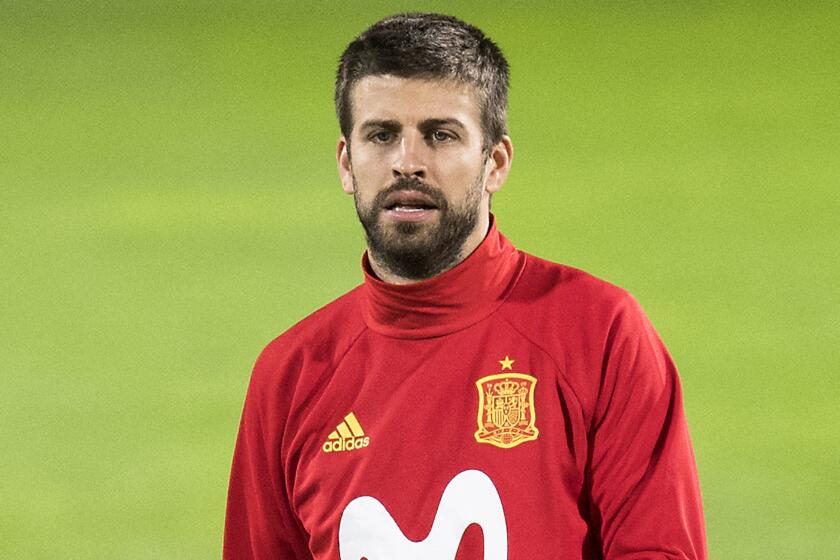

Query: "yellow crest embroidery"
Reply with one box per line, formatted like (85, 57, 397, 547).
(474, 370, 539, 449)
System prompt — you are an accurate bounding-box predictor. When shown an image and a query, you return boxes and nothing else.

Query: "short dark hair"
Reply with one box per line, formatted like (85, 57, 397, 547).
(335, 13, 509, 149)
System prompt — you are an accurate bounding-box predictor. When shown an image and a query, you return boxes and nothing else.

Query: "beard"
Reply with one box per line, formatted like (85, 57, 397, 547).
(354, 171, 485, 281)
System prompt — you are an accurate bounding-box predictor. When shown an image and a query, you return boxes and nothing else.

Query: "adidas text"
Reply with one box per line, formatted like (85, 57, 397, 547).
(322, 436, 370, 453)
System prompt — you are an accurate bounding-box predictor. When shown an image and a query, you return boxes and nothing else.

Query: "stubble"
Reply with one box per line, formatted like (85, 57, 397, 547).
(354, 172, 485, 281)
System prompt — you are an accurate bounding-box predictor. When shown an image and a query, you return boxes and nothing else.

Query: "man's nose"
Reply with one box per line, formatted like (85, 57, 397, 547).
(392, 134, 427, 179)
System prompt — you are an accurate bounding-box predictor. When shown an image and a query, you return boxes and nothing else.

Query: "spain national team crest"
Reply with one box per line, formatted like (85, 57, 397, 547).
(474, 357, 539, 449)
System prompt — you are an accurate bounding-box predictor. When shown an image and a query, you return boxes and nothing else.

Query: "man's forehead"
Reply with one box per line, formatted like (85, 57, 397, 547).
(350, 75, 480, 127)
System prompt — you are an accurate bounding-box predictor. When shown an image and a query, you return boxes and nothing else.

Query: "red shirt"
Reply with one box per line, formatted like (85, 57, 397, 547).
(225, 220, 707, 559)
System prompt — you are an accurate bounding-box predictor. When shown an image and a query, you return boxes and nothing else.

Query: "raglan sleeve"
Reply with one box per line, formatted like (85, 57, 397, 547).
(224, 345, 312, 559)
(588, 294, 707, 559)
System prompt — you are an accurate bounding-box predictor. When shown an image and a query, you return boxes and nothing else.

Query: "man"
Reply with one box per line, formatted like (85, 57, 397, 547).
(225, 13, 706, 560)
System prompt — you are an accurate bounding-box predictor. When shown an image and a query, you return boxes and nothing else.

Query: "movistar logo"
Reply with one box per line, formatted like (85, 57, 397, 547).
(339, 469, 508, 559)
(323, 412, 370, 453)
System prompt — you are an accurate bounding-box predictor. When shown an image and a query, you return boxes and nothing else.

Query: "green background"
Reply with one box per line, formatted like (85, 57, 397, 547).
(2, 1, 838, 557)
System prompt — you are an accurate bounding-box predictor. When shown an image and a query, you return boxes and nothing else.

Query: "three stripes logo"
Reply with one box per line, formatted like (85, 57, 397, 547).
(322, 412, 370, 453)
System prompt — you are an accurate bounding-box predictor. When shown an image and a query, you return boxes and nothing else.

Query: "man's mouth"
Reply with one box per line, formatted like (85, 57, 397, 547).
(386, 204, 437, 211)
(381, 190, 440, 222)
(382, 190, 439, 211)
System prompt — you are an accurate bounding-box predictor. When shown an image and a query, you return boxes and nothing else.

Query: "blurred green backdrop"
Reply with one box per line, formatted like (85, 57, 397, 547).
(2, 1, 838, 558)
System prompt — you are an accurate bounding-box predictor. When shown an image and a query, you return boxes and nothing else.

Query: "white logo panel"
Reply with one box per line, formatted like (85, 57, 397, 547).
(339, 469, 507, 560)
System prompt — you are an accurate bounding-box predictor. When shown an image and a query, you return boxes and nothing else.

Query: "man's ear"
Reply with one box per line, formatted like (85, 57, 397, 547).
(484, 135, 514, 195)
(337, 137, 354, 195)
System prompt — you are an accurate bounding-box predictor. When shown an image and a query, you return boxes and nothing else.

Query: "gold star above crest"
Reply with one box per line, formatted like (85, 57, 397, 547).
(499, 355, 515, 370)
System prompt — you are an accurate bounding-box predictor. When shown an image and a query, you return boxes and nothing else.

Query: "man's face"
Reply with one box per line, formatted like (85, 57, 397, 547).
(337, 76, 508, 281)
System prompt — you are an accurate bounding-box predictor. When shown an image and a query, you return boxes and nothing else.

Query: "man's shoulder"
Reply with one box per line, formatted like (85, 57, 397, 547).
(504, 251, 664, 419)
(503, 250, 653, 342)
(277, 284, 366, 344)
(513, 251, 634, 311)
(250, 285, 367, 386)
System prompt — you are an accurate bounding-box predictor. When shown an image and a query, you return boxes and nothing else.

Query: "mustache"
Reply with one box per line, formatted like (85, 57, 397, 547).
(373, 177, 448, 209)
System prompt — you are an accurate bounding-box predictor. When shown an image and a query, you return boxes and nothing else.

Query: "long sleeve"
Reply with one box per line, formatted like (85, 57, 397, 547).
(224, 348, 312, 559)
(588, 295, 707, 559)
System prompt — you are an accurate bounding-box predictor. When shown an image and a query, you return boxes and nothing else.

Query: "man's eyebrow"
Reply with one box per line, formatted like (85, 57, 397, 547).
(359, 119, 401, 131)
(419, 118, 467, 131)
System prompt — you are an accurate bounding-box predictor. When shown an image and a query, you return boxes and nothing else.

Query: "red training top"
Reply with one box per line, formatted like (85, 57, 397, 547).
(225, 219, 707, 559)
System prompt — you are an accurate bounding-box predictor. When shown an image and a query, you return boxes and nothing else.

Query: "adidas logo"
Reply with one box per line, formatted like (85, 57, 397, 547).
(322, 412, 370, 453)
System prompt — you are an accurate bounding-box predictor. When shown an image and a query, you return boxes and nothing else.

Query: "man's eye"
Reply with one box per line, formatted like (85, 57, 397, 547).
(431, 130, 455, 142)
(370, 131, 394, 143)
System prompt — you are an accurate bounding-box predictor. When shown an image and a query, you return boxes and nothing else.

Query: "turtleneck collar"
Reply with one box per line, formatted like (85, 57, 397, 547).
(361, 216, 526, 339)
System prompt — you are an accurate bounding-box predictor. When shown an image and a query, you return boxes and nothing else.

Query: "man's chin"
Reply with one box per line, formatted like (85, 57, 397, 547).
(389, 220, 432, 236)
(363, 206, 481, 280)
(376, 223, 436, 246)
